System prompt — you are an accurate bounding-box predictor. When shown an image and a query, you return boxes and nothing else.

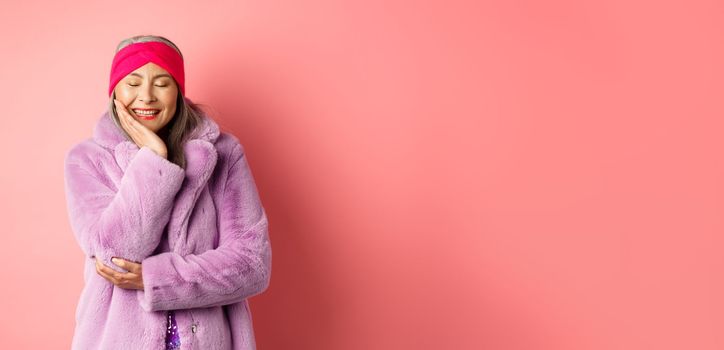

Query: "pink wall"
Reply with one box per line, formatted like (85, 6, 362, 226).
(2, 0, 724, 349)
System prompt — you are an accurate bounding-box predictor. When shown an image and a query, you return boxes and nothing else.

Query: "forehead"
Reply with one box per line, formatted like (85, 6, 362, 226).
(126, 62, 172, 79)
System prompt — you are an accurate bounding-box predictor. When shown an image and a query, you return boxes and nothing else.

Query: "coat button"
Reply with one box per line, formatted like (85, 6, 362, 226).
(191, 324, 198, 333)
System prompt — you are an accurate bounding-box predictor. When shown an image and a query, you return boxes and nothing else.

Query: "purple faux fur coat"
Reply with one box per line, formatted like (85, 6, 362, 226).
(63, 108, 271, 349)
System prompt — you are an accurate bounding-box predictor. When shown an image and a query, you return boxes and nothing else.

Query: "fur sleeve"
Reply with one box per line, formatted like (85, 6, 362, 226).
(136, 142, 272, 311)
(64, 144, 186, 272)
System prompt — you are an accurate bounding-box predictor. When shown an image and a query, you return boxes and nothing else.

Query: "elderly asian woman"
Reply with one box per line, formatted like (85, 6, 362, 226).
(63, 34, 272, 350)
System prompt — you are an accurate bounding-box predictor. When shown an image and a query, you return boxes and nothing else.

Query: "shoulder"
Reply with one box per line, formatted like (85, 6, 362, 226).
(213, 131, 247, 166)
(64, 138, 115, 173)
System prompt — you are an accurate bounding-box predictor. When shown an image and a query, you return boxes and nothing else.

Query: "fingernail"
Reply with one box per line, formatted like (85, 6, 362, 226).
(111, 257, 118, 264)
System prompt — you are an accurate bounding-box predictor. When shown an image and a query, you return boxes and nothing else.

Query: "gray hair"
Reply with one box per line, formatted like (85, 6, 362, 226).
(108, 35, 206, 169)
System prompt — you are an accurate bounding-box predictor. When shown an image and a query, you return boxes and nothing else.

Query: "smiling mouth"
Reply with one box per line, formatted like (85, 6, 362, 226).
(131, 109, 160, 119)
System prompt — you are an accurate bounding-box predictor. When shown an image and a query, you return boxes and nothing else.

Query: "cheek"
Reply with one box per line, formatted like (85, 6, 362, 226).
(161, 85, 178, 108)
(161, 95, 177, 113)
(114, 86, 133, 100)
(164, 106, 177, 121)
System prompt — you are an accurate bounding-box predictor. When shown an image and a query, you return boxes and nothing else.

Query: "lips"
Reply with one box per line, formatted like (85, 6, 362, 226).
(131, 108, 160, 120)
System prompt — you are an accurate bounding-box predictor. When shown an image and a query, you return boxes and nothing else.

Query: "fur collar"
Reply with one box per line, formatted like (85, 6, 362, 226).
(91, 107, 221, 171)
(92, 107, 222, 254)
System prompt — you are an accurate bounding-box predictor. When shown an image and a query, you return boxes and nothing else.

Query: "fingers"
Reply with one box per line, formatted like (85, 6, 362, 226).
(94, 256, 143, 290)
(115, 100, 133, 130)
(114, 100, 156, 152)
(114, 100, 144, 146)
(112, 257, 142, 274)
(95, 257, 124, 283)
(114, 100, 137, 130)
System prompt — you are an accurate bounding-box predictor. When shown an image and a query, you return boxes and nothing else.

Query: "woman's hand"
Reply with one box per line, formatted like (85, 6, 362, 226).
(94, 257, 144, 290)
(113, 99, 168, 159)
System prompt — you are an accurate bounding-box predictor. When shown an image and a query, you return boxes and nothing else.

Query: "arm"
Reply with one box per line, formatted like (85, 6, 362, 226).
(64, 144, 186, 272)
(136, 142, 272, 312)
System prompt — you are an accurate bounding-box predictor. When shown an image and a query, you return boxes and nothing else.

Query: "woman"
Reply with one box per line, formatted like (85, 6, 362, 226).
(63, 35, 272, 349)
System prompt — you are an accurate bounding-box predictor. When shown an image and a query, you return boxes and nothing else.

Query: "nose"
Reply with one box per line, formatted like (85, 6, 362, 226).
(138, 83, 157, 103)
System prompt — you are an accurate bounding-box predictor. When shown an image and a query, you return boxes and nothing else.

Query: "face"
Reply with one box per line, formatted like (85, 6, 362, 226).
(112, 62, 178, 133)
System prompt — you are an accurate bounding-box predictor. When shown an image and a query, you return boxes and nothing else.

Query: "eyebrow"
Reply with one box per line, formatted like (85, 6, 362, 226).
(128, 72, 172, 80)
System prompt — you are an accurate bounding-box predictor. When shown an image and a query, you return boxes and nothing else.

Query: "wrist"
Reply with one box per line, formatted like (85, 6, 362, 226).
(151, 148, 167, 159)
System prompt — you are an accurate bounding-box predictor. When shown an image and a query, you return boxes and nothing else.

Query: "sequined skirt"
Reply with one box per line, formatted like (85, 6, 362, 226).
(165, 310, 181, 349)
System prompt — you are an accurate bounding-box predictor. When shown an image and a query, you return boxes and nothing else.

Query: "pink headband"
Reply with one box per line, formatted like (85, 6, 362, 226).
(108, 41, 185, 97)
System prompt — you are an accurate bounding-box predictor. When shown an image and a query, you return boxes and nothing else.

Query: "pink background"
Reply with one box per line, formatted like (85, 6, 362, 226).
(2, 0, 724, 349)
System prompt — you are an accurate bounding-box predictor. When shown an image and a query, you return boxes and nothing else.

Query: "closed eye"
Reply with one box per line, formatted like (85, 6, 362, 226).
(127, 84, 167, 87)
